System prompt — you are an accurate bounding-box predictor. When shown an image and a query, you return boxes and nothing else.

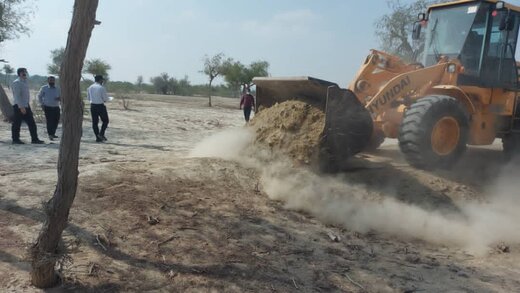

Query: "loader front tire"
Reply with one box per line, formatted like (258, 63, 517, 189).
(399, 95, 469, 169)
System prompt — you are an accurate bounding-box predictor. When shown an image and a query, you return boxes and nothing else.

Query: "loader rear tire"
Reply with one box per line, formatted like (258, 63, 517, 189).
(398, 95, 469, 169)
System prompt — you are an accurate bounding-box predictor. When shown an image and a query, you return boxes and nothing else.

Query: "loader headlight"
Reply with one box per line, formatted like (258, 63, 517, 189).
(356, 80, 369, 92)
(447, 63, 457, 73)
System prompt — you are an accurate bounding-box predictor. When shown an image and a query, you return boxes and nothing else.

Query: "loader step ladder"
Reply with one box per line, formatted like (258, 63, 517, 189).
(513, 64, 520, 132)
(512, 95, 520, 132)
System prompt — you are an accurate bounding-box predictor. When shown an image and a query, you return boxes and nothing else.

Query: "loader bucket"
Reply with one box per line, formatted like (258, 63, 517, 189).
(253, 76, 338, 111)
(252, 76, 373, 172)
(319, 87, 373, 172)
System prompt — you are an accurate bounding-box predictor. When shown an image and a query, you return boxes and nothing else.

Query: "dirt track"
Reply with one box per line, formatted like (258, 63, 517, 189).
(1, 94, 520, 292)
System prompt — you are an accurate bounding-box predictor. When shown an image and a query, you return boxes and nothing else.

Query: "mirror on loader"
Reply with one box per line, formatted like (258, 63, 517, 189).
(412, 13, 427, 40)
(499, 11, 516, 31)
(412, 22, 422, 40)
(496, 1, 516, 31)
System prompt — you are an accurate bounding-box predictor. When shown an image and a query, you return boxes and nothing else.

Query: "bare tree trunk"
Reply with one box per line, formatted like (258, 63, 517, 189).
(0, 85, 13, 122)
(208, 80, 213, 107)
(30, 0, 99, 288)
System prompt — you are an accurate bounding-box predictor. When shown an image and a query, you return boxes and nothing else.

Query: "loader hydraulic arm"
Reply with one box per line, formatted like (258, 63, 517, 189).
(365, 62, 450, 116)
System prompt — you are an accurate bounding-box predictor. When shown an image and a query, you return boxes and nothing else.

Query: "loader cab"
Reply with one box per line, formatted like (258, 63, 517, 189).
(422, 1, 520, 89)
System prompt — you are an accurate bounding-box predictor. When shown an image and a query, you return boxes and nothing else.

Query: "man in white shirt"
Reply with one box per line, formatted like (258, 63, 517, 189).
(87, 75, 109, 143)
(38, 76, 61, 141)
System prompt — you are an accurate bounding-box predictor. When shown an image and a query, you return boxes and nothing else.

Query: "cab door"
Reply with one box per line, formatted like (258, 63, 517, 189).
(480, 9, 519, 88)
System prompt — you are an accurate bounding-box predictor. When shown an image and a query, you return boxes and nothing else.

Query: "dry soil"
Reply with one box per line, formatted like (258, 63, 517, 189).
(1, 94, 520, 292)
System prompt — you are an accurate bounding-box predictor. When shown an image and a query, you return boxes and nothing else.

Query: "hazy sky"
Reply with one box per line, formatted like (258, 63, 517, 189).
(2, 0, 418, 85)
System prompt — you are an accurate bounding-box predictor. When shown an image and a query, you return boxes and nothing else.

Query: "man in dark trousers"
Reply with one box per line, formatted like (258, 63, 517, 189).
(87, 75, 110, 143)
(37, 76, 61, 141)
(11, 67, 44, 144)
(239, 87, 255, 123)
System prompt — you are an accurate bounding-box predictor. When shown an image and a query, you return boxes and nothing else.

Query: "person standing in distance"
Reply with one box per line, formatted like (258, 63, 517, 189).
(37, 76, 61, 141)
(87, 75, 110, 143)
(11, 67, 44, 144)
(239, 86, 255, 123)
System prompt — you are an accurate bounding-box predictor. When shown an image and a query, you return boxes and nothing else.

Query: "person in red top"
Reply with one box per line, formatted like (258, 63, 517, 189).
(239, 87, 255, 123)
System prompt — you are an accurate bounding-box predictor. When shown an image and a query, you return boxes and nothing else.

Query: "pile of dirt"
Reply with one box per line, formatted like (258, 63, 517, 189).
(250, 100, 324, 164)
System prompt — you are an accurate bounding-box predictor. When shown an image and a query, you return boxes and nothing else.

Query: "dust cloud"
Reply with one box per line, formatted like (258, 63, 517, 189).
(260, 160, 520, 254)
(189, 127, 255, 160)
(191, 127, 520, 255)
(461, 164, 520, 250)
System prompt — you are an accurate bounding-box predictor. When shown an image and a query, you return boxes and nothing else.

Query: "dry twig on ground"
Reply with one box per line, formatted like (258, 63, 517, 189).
(345, 273, 365, 291)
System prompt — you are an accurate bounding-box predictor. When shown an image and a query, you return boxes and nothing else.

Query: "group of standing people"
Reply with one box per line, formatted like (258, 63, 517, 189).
(11, 69, 254, 144)
(9, 68, 110, 144)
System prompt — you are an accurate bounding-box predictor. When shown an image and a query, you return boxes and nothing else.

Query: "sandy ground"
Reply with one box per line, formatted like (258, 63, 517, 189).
(1, 94, 520, 292)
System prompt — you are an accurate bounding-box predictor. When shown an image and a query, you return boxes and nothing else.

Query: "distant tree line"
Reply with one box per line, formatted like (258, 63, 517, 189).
(1, 48, 270, 101)
(0, 68, 248, 99)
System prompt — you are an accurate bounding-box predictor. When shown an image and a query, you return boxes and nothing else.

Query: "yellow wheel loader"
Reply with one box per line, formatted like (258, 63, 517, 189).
(253, 0, 520, 170)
